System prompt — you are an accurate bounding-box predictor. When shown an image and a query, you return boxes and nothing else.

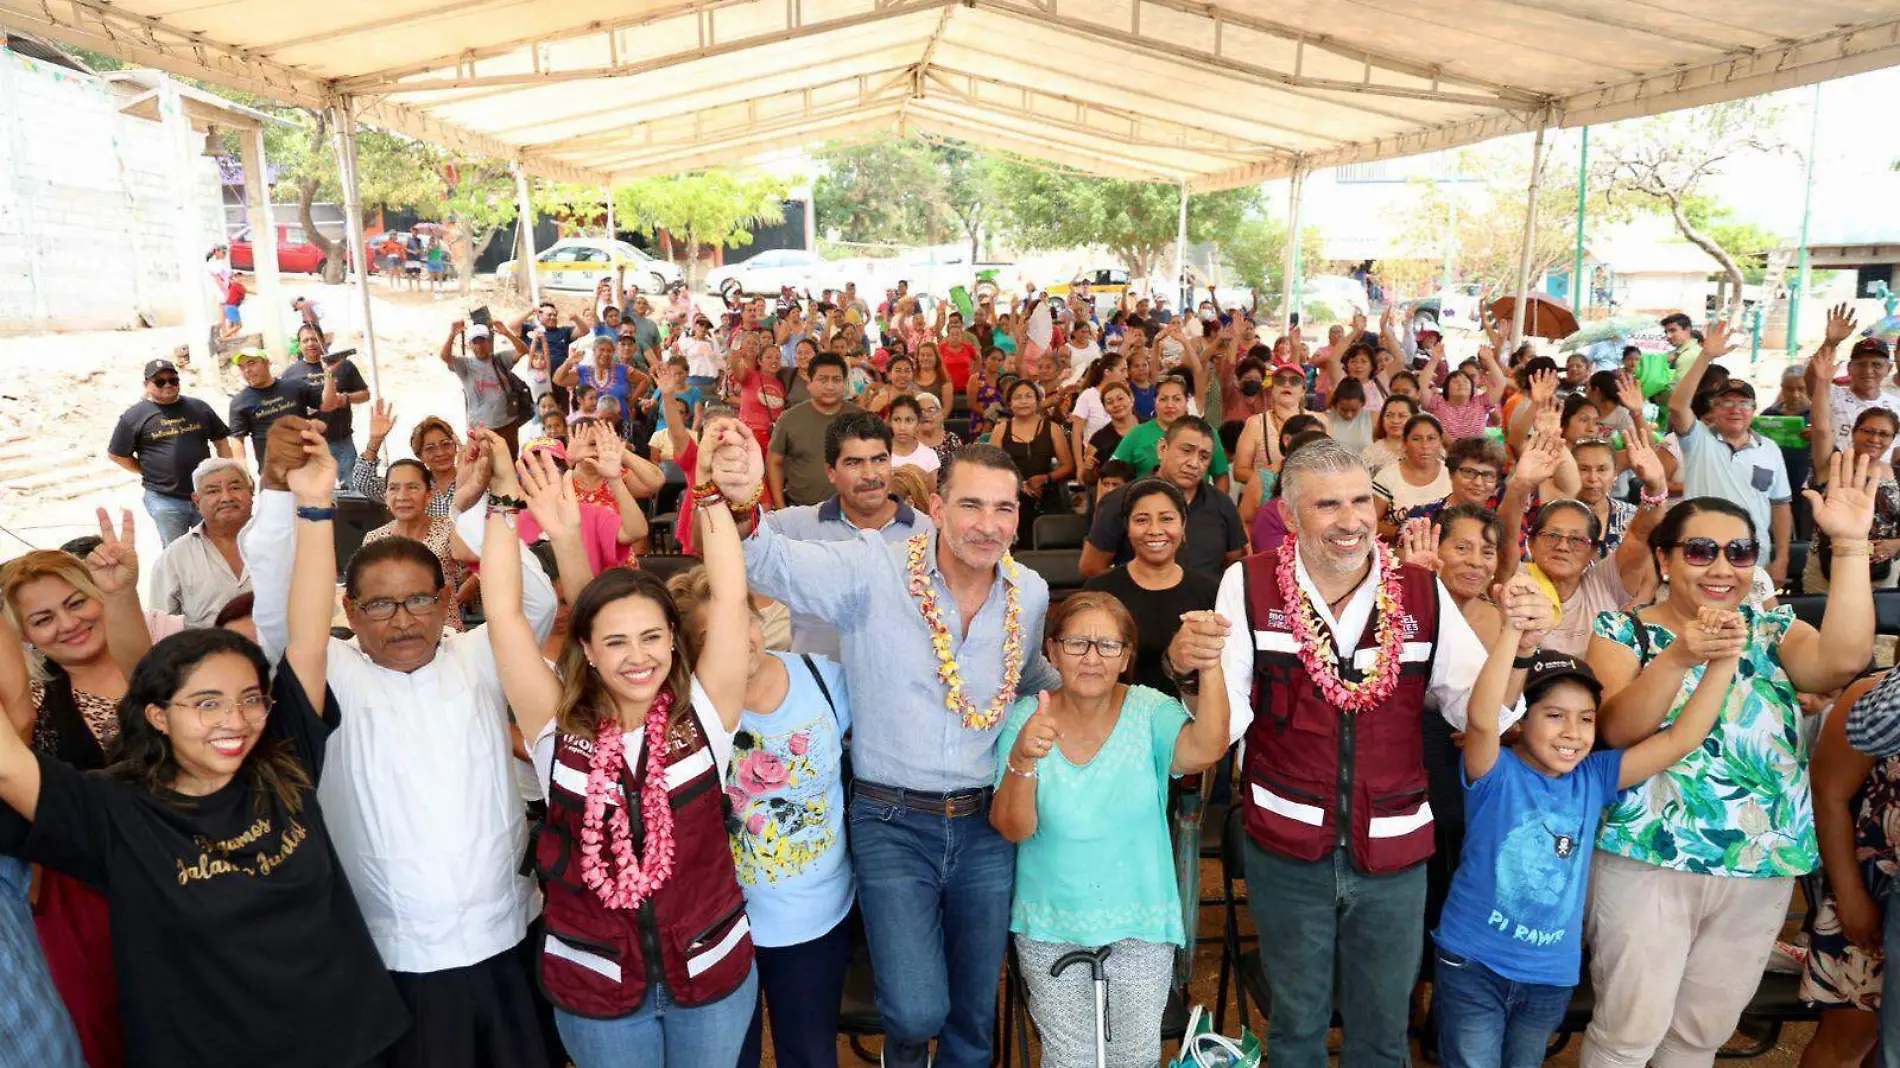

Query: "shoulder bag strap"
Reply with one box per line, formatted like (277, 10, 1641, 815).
(799, 653, 836, 714)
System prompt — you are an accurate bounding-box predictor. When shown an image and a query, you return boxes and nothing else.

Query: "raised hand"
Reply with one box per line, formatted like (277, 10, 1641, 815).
(1512, 431, 1564, 489)
(1626, 428, 1666, 492)
(1398, 517, 1442, 572)
(1703, 319, 1734, 360)
(517, 448, 581, 538)
(455, 434, 492, 494)
(285, 425, 337, 505)
(1824, 303, 1860, 347)
(1806, 450, 1880, 542)
(1010, 692, 1060, 767)
(701, 418, 765, 504)
(84, 507, 139, 596)
(1810, 338, 1839, 389)
(1615, 371, 1645, 412)
(1529, 368, 1559, 405)
(368, 399, 396, 444)
(1532, 398, 1562, 440)
(1166, 610, 1231, 673)
(261, 415, 313, 492)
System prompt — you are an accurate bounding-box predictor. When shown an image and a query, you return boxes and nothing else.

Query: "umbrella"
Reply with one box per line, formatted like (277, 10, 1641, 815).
(1488, 294, 1580, 341)
(1869, 315, 1900, 347)
(1558, 314, 1658, 352)
(411, 222, 448, 237)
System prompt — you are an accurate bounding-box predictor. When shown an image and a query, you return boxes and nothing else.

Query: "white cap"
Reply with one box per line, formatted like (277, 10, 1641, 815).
(467, 324, 492, 341)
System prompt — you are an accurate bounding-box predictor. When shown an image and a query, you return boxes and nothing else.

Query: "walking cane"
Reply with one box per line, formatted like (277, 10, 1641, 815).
(1050, 945, 1113, 1068)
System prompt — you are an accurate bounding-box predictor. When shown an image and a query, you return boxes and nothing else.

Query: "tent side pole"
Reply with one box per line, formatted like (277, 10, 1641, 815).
(1512, 122, 1549, 347)
(158, 78, 213, 374)
(1283, 163, 1305, 334)
(515, 164, 539, 304)
(1174, 180, 1189, 311)
(1571, 126, 1589, 311)
(238, 124, 286, 361)
(332, 96, 381, 394)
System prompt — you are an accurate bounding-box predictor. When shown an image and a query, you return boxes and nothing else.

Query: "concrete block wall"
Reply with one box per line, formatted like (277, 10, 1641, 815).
(0, 50, 226, 335)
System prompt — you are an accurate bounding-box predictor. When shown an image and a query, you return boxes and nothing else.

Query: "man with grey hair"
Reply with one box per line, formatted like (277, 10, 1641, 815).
(148, 456, 254, 627)
(1168, 436, 1536, 1068)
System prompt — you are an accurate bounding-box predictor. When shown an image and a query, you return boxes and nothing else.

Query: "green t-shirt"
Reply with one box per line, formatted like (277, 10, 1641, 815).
(1108, 419, 1232, 480)
(996, 685, 1189, 947)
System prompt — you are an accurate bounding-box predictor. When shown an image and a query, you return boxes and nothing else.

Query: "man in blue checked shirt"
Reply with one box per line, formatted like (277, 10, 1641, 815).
(1844, 668, 1900, 1068)
(0, 852, 83, 1066)
(716, 439, 1058, 1068)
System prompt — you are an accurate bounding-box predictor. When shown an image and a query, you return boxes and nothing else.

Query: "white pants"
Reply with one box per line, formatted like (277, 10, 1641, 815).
(1580, 851, 1794, 1068)
(1015, 936, 1175, 1068)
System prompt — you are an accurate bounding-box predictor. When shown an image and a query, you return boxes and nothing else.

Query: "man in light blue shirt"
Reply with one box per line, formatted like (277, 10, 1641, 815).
(766, 411, 932, 658)
(1669, 322, 1794, 586)
(724, 442, 1058, 1068)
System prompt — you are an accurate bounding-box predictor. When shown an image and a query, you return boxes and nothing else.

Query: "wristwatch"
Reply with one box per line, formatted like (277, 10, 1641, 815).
(1164, 653, 1202, 696)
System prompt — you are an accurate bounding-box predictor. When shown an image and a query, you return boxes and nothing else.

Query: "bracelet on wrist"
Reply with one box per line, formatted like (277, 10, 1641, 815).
(1639, 488, 1667, 508)
(1832, 540, 1873, 558)
(1006, 759, 1039, 780)
(727, 487, 765, 514)
(294, 504, 337, 522)
(1513, 653, 1539, 669)
(488, 491, 526, 511)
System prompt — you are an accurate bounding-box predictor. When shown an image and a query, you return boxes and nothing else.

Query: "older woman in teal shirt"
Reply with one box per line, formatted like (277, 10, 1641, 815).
(993, 591, 1232, 1068)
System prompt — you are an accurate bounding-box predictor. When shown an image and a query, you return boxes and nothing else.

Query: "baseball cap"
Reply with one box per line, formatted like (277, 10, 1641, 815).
(1711, 378, 1757, 403)
(466, 324, 492, 342)
(1851, 336, 1892, 362)
(230, 348, 269, 367)
(144, 358, 179, 381)
(1522, 652, 1602, 703)
(520, 437, 567, 464)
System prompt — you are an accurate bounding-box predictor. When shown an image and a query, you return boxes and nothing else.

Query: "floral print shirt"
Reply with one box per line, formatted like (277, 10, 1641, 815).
(1592, 605, 1817, 878)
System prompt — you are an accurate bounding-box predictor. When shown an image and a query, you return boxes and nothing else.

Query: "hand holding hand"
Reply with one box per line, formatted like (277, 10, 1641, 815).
(262, 415, 313, 491)
(1495, 575, 1555, 652)
(1166, 610, 1232, 673)
(701, 418, 765, 503)
(84, 508, 139, 596)
(1678, 606, 1746, 665)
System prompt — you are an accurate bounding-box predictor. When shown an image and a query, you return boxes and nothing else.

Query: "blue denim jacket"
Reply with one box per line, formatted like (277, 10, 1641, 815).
(743, 521, 1060, 792)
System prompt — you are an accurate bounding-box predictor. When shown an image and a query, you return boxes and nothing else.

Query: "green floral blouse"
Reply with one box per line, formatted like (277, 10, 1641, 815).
(1590, 605, 1817, 879)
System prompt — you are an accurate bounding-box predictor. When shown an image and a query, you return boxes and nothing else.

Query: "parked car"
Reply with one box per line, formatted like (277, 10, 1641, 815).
(229, 224, 336, 275)
(496, 238, 684, 294)
(1297, 274, 1372, 323)
(703, 247, 839, 297)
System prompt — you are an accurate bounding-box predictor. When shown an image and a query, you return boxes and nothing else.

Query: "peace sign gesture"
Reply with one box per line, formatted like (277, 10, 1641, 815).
(84, 507, 139, 596)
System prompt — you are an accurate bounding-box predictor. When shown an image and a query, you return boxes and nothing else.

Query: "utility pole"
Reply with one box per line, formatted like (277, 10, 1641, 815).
(1787, 83, 1822, 352)
(1571, 127, 1589, 310)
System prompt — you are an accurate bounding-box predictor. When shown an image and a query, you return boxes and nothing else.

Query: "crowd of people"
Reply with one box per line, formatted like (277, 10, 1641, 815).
(9, 266, 1900, 1068)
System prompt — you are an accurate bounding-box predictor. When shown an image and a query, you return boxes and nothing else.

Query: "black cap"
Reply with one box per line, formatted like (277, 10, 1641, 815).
(1851, 336, 1892, 362)
(143, 358, 179, 381)
(1523, 652, 1602, 701)
(1712, 378, 1756, 402)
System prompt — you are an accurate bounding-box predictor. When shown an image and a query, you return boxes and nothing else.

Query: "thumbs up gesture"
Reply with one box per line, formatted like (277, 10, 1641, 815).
(1011, 692, 1060, 767)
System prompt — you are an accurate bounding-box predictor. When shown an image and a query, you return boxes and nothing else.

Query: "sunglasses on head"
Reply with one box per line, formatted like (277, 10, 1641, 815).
(1671, 537, 1760, 568)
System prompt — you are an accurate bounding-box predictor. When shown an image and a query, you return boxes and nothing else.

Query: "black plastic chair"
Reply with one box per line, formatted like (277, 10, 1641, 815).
(637, 552, 699, 584)
(1784, 541, 1809, 595)
(1032, 513, 1090, 551)
(1014, 549, 1084, 600)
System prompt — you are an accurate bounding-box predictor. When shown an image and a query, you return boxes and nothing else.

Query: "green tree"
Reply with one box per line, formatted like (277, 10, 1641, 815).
(440, 159, 519, 296)
(935, 144, 998, 263)
(812, 141, 946, 247)
(616, 172, 791, 289)
(1220, 216, 1325, 310)
(986, 163, 1259, 280)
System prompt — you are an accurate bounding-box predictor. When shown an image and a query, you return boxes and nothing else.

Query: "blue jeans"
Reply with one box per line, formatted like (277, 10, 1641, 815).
(738, 914, 852, 1068)
(143, 489, 200, 547)
(554, 966, 758, 1068)
(1432, 947, 1572, 1068)
(1243, 843, 1426, 1068)
(848, 786, 1016, 1068)
(328, 437, 359, 487)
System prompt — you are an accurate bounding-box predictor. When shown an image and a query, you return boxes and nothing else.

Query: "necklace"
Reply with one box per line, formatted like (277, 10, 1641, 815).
(905, 534, 1025, 730)
(578, 688, 678, 910)
(1276, 540, 1407, 714)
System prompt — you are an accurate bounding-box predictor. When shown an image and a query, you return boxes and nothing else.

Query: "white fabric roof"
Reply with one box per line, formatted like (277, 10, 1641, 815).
(4, 0, 1897, 190)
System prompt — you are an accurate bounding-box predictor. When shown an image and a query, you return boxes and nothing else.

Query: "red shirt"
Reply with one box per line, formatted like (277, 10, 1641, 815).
(939, 340, 977, 391)
(675, 439, 702, 555)
(734, 369, 786, 449)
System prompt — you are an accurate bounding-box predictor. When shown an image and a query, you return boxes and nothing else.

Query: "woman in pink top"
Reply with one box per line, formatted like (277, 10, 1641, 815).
(1425, 367, 1498, 440)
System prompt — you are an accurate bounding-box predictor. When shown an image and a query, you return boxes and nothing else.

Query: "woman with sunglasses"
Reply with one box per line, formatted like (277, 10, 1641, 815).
(1581, 467, 1880, 1068)
(354, 408, 460, 518)
(1232, 365, 1323, 491)
(991, 592, 1231, 1068)
(1359, 394, 1420, 474)
(1804, 342, 1900, 594)
(0, 502, 408, 1066)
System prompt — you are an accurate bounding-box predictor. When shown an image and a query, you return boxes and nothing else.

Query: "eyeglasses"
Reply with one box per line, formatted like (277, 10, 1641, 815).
(1535, 530, 1596, 551)
(150, 376, 180, 387)
(419, 439, 458, 454)
(355, 592, 443, 621)
(1670, 537, 1760, 568)
(1054, 636, 1129, 659)
(1453, 467, 1501, 484)
(167, 692, 272, 729)
(1711, 398, 1755, 412)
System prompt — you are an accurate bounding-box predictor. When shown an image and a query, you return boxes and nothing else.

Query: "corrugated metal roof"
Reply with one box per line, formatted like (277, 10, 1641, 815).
(1, 0, 1895, 189)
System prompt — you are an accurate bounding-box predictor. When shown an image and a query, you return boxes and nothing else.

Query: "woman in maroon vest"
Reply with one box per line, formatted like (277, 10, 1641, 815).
(480, 420, 757, 1068)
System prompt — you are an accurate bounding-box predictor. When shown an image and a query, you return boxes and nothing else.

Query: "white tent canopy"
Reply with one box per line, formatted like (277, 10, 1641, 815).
(3, 0, 1896, 190)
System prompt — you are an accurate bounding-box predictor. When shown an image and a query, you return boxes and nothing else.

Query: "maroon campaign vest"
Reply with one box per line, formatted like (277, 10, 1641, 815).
(1239, 553, 1440, 875)
(536, 713, 753, 1018)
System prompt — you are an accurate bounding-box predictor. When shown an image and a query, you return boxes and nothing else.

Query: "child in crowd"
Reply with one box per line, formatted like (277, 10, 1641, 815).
(1433, 572, 1739, 1068)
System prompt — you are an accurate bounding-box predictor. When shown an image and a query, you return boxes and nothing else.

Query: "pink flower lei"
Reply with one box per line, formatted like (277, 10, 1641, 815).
(1276, 539, 1407, 713)
(906, 533, 1025, 730)
(578, 687, 678, 910)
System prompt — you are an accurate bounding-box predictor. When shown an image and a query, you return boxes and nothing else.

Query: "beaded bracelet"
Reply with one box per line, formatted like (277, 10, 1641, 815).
(1833, 540, 1873, 558)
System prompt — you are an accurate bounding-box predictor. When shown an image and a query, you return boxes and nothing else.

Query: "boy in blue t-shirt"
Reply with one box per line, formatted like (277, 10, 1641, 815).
(1433, 575, 1740, 1068)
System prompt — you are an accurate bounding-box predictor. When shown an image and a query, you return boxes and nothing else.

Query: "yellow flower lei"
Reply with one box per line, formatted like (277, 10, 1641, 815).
(905, 534, 1024, 730)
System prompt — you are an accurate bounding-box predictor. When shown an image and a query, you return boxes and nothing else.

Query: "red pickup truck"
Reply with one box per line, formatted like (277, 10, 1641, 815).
(229, 224, 336, 275)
